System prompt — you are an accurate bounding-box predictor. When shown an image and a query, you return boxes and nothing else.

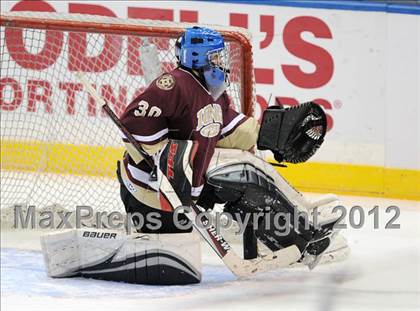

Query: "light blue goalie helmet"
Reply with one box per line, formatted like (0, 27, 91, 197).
(179, 26, 229, 100)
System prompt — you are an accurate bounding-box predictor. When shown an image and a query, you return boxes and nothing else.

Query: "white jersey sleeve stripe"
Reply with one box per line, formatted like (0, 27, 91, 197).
(121, 128, 169, 143)
(221, 113, 246, 136)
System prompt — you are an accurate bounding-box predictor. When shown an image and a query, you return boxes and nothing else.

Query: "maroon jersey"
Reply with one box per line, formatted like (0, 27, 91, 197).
(120, 67, 247, 198)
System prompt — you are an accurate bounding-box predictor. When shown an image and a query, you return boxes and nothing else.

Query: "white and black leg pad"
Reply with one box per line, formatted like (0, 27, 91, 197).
(40, 229, 202, 285)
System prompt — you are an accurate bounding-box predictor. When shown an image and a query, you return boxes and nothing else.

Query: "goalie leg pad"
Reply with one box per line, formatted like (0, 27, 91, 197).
(206, 154, 337, 256)
(41, 229, 202, 285)
(207, 161, 314, 252)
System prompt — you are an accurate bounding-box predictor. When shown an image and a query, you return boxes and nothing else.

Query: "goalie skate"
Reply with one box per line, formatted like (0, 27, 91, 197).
(305, 194, 350, 265)
(300, 217, 341, 270)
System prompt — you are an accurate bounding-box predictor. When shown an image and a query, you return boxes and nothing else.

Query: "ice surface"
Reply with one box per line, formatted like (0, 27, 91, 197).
(1, 194, 420, 311)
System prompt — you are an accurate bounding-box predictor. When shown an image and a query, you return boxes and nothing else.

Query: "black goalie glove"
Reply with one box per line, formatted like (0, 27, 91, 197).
(257, 102, 327, 164)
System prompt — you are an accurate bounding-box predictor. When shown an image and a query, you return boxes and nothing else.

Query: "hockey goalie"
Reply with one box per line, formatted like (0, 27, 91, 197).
(41, 26, 349, 285)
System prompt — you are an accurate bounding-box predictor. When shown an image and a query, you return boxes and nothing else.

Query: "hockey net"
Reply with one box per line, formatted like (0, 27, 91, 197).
(0, 12, 255, 228)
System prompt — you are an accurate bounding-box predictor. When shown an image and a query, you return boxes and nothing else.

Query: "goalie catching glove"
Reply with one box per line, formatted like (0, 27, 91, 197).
(257, 102, 327, 164)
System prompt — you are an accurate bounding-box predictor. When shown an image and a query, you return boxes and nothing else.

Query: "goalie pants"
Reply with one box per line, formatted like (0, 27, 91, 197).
(117, 165, 192, 234)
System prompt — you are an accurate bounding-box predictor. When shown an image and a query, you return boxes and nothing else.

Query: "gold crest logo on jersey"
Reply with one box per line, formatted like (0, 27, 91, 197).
(196, 104, 223, 138)
(156, 74, 175, 90)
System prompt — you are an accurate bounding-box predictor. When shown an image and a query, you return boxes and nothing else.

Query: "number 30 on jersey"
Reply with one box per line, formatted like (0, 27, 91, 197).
(133, 100, 162, 117)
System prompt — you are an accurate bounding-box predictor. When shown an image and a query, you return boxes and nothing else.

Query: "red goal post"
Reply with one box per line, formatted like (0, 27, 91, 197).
(0, 12, 256, 218)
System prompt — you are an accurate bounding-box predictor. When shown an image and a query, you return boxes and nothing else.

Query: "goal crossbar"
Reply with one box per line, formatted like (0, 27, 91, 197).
(1, 11, 255, 116)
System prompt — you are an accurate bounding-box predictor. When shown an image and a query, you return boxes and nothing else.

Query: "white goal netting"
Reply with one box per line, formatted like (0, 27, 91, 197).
(0, 12, 255, 226)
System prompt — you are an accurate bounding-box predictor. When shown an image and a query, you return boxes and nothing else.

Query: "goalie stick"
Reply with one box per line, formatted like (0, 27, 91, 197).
(75, 72, 301, 278)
